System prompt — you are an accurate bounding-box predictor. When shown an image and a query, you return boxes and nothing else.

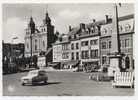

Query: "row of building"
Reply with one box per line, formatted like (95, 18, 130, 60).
(52, 14, 134, 70)
(23, 10, 134, 71)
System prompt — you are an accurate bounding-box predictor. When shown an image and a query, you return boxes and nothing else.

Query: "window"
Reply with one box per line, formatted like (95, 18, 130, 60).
(62, 44, 69, 50)
(35, 39, 37, 51)
(102, 56, 107, 65)
(109, 41, 111, 49)
(119, 25, 123, 32)
(125, 24, 131, 32)
(81, 50, 89, 59)
(62, 52, 69, 59)
(95, 26, 99, 33)
(91, 27, 94, 33)
(76, 43, 79, 49)
(27, 43, 29, 49)
(43, 41, 45, 48)
(90, 49, 98, 58)
(125, 39, 129, 47)
(71, 52, 74, 60)
(120, 40, 124, 48)
(71, 43, 74, 50)
(90, 39, 98, 45)
(76, 52, 79, 60)
(101, 42, 106, 49)
(74, 35, 76, 39)
(81, 41, 88, 46)
(103, 28, 107, 34)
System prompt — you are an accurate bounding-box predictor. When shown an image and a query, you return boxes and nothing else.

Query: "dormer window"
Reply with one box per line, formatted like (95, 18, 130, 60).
(86, 28, 89, 34)
(119, 25, 123, 32)
(103, 28, 107, 35)
(91, 27, 94, 33)
(74, 35, 76, 39)
(125, 24, 131, 32)
(95, 26, 99, 33)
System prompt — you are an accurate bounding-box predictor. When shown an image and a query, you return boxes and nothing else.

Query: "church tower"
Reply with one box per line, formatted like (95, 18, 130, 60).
(43, 11, 55, 49)
(24, 9, 55, 66)
(29, 16, 35, 34)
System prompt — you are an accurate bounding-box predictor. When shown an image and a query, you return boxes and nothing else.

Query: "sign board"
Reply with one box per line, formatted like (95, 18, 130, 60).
(37, 56, 46, 68)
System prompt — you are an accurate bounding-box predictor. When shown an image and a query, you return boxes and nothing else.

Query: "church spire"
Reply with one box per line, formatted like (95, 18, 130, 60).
(29, 16, 35, 34)
(43, 5, 51, 25)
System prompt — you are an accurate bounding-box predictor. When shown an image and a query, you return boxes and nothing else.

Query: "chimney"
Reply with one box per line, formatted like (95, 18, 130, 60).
(80, 23, 85, 30)
(93, 19, 96, 23)
(69, 25, 72, 32)
(105, 15, 109, 23)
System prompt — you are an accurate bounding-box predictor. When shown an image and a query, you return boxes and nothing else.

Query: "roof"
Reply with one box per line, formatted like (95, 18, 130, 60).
(68, 27, 80, 36)
(118, 14, 134, 21)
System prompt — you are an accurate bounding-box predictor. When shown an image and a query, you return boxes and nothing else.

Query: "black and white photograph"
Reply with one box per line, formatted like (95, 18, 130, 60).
(2, 3, 135, 96)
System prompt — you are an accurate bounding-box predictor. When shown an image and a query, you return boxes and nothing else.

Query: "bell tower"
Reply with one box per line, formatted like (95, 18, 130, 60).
(42, 10, 54, 49)
(43, 12, 51, 26)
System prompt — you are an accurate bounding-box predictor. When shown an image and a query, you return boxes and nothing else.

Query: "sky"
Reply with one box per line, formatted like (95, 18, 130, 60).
(3, 3, 134, 43)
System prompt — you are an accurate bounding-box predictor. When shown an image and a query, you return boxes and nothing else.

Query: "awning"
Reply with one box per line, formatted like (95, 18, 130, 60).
(61, 60, 79, 65)
(48, 62, 60, 66)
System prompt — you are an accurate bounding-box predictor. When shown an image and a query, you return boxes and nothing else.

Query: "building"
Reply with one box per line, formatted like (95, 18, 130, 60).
(52, 14, 134, 71)
(100, 14, 134, 71)
(24, 11, 56, 66)
(2, 41, 25, 73)
(52, 40, 62, 63)
(24, 12, 55, 57)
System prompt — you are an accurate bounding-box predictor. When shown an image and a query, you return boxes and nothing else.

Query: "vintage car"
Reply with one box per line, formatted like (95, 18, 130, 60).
(21, 70, 48, 85)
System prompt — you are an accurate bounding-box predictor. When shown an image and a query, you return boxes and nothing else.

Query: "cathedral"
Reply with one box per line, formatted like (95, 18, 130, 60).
(24, 11, 55, 58)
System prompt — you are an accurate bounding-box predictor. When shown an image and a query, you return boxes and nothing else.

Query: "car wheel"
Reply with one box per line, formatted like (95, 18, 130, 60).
(44, 80, 48, 84)
(22, 82, 25, 86)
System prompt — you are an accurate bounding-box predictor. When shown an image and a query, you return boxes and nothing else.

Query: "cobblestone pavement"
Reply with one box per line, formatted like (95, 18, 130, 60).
(3, 71, 134, 96)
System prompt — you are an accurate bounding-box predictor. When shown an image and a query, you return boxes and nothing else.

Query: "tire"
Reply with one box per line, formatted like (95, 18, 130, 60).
(22, 82, 25, 86)
(44, 80, 48, 84)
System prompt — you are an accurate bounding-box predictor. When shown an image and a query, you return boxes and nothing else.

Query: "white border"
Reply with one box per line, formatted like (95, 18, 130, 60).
(0, 0, 137, 100)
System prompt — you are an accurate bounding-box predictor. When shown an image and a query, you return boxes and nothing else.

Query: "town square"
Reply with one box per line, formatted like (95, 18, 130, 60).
(2, 3, 134, 96)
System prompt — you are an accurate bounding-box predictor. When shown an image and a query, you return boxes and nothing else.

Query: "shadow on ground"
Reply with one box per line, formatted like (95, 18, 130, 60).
(24, 82, 61, 86)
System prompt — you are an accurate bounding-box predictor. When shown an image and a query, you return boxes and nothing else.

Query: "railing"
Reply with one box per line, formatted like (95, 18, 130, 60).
(112, 71, 134, 88)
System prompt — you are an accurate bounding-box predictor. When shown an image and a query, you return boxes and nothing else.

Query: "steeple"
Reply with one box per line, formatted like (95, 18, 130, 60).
(29, 16, 35, 34)
(43, 11, 51, 25)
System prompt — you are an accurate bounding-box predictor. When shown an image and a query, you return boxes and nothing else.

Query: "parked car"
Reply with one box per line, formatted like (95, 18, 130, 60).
(21, 70, 48, 86)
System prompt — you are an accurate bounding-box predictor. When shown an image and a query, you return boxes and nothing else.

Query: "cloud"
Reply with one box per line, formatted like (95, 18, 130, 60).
(58, 9, 81, 19)
(3, 17, 27, 43)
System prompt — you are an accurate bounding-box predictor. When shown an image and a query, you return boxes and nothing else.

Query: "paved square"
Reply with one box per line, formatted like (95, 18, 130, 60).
(3, 71, 134, 96)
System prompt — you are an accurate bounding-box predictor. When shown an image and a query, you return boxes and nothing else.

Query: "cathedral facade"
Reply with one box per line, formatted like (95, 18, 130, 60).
(24, 12, 55, 57)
